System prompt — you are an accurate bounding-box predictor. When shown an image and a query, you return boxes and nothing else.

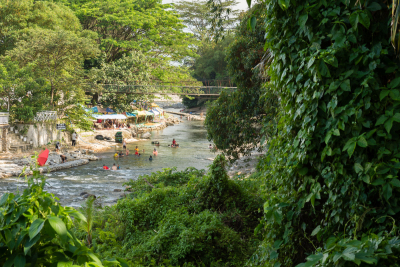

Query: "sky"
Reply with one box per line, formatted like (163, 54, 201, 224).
(162, 0, 249, 12)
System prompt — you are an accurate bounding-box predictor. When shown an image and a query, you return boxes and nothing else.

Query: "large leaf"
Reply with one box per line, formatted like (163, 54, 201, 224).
(48, 215, 68, 241)
(0, 193, 9, 206)
(342, 247, 357, 261)
(14, 255, 26, 267)
(318, 60, 330, 77)
(29, 218, 45, 240)
(383, 183, 392, 201)
(246, 0, 251, 8)
(390, 178, 400, 187)
(299, 14, 308, 29)
(24, 233, 40, 255)
(278, 0, 290, 10)
(311, 225, 321, 236)
(384, 117, 394, 133)
(367, 2, 381, 12)
(375, 115, 388, 126)
(340, 79, 350, 91)
(357, 136, 368, 148)
(349, 12, 359, 30)
(358, 12, 370, 29)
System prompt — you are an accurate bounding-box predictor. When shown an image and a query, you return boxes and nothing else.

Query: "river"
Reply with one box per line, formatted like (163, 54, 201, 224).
(0, 114, 215, 207)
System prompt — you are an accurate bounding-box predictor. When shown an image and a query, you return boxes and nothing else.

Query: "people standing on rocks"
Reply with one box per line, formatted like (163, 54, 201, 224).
(55, 141, 60, 152)
(72, 132, 77, 147)
(123, 139, 127, 150)
(60, 154, 67, 163)
(112, 163, 117, 170)
(103, 164, 109, 170)
(153, 148, 158, 156)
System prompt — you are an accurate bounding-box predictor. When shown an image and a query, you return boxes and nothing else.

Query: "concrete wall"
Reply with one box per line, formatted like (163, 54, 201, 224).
(14, 123, 65, 148)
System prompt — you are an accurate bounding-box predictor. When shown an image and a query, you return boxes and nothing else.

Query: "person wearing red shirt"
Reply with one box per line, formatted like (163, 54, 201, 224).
(172, 139, 176, 145)
(103, 165, 109, 170)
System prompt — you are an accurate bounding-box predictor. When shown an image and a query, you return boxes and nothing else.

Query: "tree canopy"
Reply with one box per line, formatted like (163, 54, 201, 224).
(0, 0, 81, 55)
(70, 0, 197, 63)
(174, 0, 240, 41)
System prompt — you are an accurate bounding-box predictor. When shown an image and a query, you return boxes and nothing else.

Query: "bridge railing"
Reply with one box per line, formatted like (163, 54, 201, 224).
(85, 84, 236, 95)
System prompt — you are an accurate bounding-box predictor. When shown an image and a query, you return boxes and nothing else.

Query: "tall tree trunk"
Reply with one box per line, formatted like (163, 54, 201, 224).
(51, 82, 54, 109)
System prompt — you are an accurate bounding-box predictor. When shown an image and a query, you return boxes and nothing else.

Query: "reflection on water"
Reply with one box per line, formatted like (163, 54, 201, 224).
(0, 116, 215, 207)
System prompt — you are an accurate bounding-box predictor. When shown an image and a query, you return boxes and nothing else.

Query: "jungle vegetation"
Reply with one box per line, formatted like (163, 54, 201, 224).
(3, 0, 400, 266)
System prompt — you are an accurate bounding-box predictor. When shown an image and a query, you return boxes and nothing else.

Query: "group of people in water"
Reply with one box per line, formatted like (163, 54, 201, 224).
(103, 138, 179, 170)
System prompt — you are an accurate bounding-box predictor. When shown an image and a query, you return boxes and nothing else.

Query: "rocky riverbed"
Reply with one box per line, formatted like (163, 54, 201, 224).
(0, 150, 99, 179)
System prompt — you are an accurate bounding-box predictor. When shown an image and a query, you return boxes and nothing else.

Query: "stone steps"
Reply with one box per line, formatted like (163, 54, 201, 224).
(7, 131, 32, 152)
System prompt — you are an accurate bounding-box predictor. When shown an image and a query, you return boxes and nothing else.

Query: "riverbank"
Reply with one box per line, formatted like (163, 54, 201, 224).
(0, 152, 99, 179)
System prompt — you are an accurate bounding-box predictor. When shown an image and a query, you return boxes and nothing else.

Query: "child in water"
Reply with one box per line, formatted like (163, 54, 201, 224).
(126, 148, 129, 156)
(153, 148, 158, 156)
(114, 152, 119, 157)
(149, 155, 153, 161)
(135, 146, 139, 155)
(117, 164, 120, 170)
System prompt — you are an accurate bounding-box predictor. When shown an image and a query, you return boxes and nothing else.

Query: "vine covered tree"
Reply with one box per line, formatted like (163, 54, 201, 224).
(245, 0, 400, 266)
(205, 3, 276, 160)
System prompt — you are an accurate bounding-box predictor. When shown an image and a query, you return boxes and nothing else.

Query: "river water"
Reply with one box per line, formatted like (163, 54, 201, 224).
(0, 114, 215, 207)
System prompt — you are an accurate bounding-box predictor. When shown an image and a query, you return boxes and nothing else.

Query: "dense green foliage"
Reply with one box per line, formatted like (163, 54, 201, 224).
(0, 56, 47, 120)
(245, 0, 400, 266)
(0, 0, 201, 127)
(78, 156, 264, 266)
(69, 0, 195, 63)
(205, 4, 277, 160)
(0, 158, 127, 267)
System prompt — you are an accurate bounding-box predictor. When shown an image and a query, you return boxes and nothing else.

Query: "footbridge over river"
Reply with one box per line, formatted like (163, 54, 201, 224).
(85, 84, 237, 97)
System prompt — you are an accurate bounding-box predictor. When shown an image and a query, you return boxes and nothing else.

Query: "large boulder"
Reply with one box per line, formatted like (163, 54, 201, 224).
(141, 132, 151, 139)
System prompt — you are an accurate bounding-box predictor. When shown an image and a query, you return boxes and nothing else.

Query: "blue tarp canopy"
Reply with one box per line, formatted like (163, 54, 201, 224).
(126, 112, 137, 117)
(93, 114, 127, 120)
(91, 107, 98, 113)
(106, 108, 114, 113)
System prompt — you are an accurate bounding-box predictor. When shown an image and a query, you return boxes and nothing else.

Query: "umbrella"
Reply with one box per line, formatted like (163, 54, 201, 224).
(37, 148, 49, 166)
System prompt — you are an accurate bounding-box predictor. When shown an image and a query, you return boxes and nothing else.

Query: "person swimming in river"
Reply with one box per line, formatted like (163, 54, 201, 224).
(172, 139, 176, 146)
(153, 148, 158, 156)
(135, 146, 139, 155)
(118, 151, 124, 157)
(103, 164, 109, 170)
(114, 152, 119, 158)
(209, 144, 213, 149)
(112, 163, 117, 170)
(149, 155, 153, 161)
(117, 164, 120, 170)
